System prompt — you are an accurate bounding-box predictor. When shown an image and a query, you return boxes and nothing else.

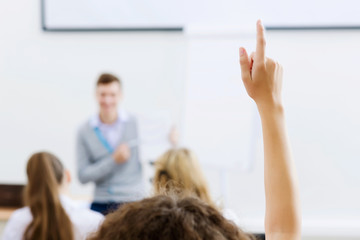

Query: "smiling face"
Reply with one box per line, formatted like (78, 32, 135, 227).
(96, 81, 122, 115)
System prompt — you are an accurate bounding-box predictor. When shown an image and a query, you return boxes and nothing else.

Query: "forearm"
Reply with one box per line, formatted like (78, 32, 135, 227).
(258, 104, 301, 234)
(78, 154, 117, 184)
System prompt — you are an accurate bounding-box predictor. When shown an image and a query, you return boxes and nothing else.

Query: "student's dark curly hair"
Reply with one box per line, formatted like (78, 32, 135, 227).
(88, 195, 255, 240)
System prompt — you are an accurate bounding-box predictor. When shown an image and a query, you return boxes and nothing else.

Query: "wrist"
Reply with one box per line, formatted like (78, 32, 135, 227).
(257, 101, 285, 118)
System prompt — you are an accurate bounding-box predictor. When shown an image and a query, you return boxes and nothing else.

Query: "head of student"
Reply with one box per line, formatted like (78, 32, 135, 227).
(153, 148, 215, 207)
(96, 73, 123, 117)
(24, 151, 73, 240)
(88, 194, 255, 240)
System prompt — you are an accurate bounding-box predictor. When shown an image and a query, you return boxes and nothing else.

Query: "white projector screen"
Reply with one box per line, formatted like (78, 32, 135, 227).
(42, 0, 360, 31)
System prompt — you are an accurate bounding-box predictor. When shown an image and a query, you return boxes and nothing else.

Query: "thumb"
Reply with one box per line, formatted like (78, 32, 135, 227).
(239, 47, 251, 86)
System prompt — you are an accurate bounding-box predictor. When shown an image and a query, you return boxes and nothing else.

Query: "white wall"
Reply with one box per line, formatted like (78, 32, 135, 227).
(0, 0, 360, 239)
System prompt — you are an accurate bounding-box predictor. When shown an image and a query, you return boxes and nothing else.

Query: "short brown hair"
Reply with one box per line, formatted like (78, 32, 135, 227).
(96, 73, 121, 86)
(88, 195, 255, 240)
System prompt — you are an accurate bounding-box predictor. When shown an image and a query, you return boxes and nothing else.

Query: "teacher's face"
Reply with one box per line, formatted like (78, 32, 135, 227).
(96, 82, 122, 114)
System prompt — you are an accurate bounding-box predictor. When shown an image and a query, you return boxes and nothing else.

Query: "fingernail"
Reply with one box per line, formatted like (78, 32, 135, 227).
(240, 48, 244, 56)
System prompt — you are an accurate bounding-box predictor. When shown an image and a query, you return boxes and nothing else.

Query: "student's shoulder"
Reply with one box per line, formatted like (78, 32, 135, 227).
(62, 196, 103, 221)
(70, 208, 104, 229)
(8, 207, 32, 223)
(68, 208, 104, 240)
(7, 207, 32, 230)
(4, 207, 32, 236)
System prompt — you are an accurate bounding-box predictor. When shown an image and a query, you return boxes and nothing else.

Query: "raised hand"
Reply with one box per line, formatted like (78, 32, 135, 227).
(239, 20, 283, 111)
(239, 20, 301, 240)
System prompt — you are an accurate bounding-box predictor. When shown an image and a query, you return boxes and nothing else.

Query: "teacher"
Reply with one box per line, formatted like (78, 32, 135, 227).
(76, 73, 143, 215)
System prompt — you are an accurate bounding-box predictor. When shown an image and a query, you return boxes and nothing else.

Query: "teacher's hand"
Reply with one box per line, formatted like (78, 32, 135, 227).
(112, 144, 130, 164)
(169, 126, 179, 147)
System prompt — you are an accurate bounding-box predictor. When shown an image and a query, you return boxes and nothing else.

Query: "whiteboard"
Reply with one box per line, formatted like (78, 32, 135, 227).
(42, 0, 360, 31)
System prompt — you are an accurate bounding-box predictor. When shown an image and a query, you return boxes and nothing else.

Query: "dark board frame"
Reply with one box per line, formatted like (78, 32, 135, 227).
(41, 0, 183, 32)
(41, 0, 360, 32)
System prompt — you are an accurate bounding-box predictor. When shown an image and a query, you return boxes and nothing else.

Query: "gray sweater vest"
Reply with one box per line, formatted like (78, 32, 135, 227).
(76, 116, 144, 203)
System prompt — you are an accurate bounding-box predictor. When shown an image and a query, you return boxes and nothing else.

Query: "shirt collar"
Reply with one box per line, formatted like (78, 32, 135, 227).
(90, 109, 129, 128)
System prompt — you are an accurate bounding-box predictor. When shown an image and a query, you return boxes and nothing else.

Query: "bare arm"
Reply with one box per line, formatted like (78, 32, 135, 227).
(239, 20, 301, 240)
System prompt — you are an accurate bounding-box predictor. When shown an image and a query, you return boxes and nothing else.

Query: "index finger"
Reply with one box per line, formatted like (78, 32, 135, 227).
(255, 20, 266, 62)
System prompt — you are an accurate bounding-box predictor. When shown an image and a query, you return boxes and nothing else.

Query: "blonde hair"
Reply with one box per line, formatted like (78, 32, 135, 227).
(153, 148, 215, 207)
